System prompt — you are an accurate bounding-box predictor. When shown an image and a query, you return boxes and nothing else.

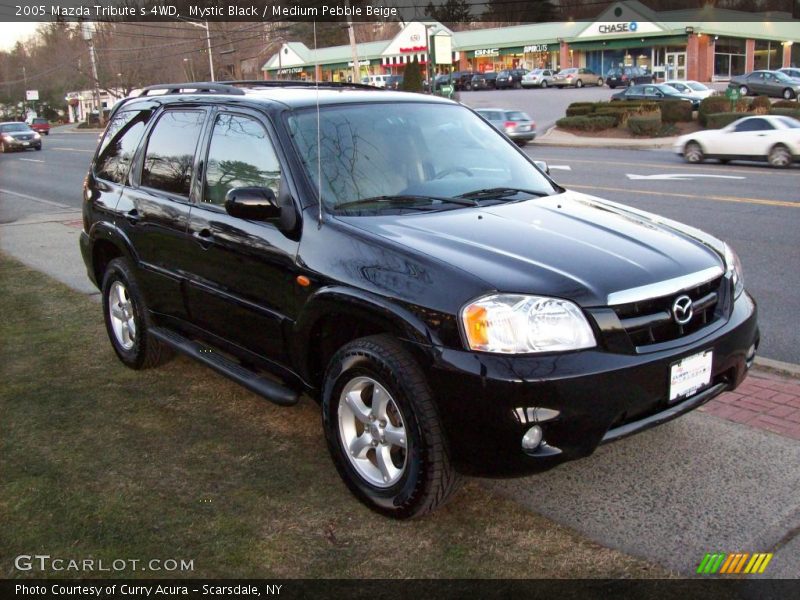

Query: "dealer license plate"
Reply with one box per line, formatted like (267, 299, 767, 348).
(669, 350, 712, 403)
(22, 141, 30, 146)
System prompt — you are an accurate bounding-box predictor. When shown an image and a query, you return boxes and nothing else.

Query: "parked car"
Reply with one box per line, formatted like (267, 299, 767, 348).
(611, 84, 700, 110)
(605, 66, 653, 89)
(450, 70, 476, 91)
(80, 81, 757, 518)
(663, 80, 715, 100)
(778, 67, 800, 82)
(521, 68, 555, 88)
(361, 74, 390, 88)
(0, 121, 42, 152)
(495, 68, 529, 90)
(469, 72, 498, 90)
(551, 67, 603, 88)
(675, 114, 799, 168)
(385, 75, 403, 90)
(27, 117, 51, 135)
(729, 70, 800, 100)
(475, 108, 536, 145)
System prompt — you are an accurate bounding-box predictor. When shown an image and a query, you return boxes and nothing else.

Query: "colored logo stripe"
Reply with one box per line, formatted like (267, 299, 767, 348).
(697, 552, 773, 575)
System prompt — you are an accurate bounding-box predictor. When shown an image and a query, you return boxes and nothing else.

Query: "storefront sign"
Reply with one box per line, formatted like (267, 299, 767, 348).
(474, 48, 500, 57)
(399, 45, 426, 53)
(598, 21, 638, 34)
(523, 44, 551, 53)
(277, 67, 303, 75)
(348, 60, 371, 67)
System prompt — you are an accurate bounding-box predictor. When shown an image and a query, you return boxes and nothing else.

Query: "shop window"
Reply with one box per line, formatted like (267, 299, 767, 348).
(754, 40, 779, 71)
(791, 43, 799, 68)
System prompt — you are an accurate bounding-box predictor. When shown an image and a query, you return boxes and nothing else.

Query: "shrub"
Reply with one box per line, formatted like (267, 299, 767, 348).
(769, 107, 800, 119)
(566, 105, 594, 117)
(556, 116, 618, 131)
(773, 99, 799, 108)
(705, 112, 754, 129)
(660, 100, 694, 123)
(752, 95, 772, 111)
(401, 57, 423, 92)
(698, 96, 731, 126)
(627, 115, 662, 136)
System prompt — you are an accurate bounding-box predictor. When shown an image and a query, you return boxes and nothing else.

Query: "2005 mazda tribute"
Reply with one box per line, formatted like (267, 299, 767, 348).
(80, 82, 758, 518)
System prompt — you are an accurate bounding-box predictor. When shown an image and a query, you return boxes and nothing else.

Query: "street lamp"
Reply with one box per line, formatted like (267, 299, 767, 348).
(184, 20, 215, 82)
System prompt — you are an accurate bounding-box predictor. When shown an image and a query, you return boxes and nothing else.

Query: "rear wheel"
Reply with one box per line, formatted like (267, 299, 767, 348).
(322, 335, 461, 519)
(739, 85, 749, 96)
(541, 80, 548, 89)
(597, 78, 604, 87)
(683, 141, 704, 164)
(768, 144, 792, 168)
(575, 79, 583, 88)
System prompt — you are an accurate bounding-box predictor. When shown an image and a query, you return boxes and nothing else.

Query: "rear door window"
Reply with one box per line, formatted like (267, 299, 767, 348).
(95, 109, 152, 185)
(141, 110, 206, 197)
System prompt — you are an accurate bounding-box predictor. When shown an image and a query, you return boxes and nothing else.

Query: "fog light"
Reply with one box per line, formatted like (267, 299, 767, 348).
(522, 425, 543, 451)
(746, 344, 756, 368)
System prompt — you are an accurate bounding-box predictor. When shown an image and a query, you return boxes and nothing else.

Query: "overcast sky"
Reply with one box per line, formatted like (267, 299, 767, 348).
(0, 22, 41, 51)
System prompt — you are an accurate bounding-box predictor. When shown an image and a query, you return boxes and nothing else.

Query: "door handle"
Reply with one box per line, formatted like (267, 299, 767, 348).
(125, 209, 141, 225)
(192, 228, 215, 248)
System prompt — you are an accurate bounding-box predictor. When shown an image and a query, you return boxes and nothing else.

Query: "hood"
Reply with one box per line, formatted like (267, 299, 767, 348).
(2, 130, 36, 139)
(340, 190, 724, 307)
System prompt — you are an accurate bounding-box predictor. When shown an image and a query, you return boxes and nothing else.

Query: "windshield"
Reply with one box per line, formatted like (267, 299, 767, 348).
(0, 123, 31, 132)
(687, 82, 707, 91)
(287, 102, 556, 211)
(777, 116, 800, 128)
(774, 72, 793, 83)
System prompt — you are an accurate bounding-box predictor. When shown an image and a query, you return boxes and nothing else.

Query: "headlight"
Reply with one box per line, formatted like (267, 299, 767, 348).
(33, 133, 41, 139)
(1, 134, 11, 141)
(461, 294, 596, 354)
(723, 242, 744, 299)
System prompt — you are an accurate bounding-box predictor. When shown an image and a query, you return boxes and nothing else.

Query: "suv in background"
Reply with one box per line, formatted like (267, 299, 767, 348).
(606, 66, 653, 88)
(495, 68, 529, 89)
(27, 117, 51, 135)
(450, 70, 476, 91)
(80, 81, 758, 519)
(470, 71, 498, 90)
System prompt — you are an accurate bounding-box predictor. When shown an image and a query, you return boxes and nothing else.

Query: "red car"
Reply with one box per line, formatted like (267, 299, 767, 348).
(28, 118, 50, 135)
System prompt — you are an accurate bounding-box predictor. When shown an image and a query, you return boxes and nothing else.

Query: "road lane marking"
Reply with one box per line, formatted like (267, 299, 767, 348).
(626, 173, 745, 181)
(538, 156, 800, 177)
(568, 184, 798, 208)
(50, 147, 95, 153)
(0, 187, 71, 209)
(18, 158, 45, 163)
(548, 165, 572, 171)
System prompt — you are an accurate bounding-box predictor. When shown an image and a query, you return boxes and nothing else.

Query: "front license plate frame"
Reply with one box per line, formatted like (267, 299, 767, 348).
(669, 350, 713, 403)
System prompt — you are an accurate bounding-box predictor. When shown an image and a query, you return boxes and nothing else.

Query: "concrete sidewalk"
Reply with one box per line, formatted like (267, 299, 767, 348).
(535, 126, 679, 149)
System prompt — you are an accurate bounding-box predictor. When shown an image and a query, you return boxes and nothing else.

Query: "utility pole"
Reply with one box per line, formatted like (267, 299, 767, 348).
(82, 23, 103, 125)
(345, 0, 360, 83)
(184, 20, 215, 81)
(22, 66, 27, 116)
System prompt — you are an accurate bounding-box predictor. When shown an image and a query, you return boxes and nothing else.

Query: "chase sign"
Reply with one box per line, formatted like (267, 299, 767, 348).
(598, 21, 638, 34)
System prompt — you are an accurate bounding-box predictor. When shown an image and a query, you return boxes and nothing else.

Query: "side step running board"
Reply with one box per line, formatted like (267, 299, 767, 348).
(150, 327, 300, 407)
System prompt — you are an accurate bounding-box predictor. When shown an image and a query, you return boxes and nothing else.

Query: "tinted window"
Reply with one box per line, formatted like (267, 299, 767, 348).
(0, 123, 30, 132)
(734, 118, 773, 132)
(506, 111, 530, 121)
(204, 114, 281, 206)
(628, 86, 644, 94)
(33, 118, 48, 124)
(95, 110, 151, 184)
(141, 111, 205, 197)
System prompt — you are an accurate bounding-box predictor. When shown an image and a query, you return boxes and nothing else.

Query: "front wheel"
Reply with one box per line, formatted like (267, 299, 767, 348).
(597, 78, 604, 86)
(322, 335, 461, 519)
(683, 141, 704, 164)
(541, 80, 548, 89)
(739, 85, 749, 96)
(782, 88, 796, 100)
(768, 144, 792, 168)
(575, 79, 583, 88)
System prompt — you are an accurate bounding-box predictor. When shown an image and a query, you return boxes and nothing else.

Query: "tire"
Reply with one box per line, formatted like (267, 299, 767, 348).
(609, 83, 616, 89)
(101, 257, 173, 370)
(719, 159, 730, 164)
(782, 88, 795, 100)
(322, 335, 461, 519)
(739, 85, 749, 96)
(683, 141, 704, 164)
(768, 144, 792, 168)
(541, 80, 547, 89)
(35, 145, 41, 151)
(516, 140, 528, 147)
(597, 78, 604, 87)
(575, 79, 583, 88)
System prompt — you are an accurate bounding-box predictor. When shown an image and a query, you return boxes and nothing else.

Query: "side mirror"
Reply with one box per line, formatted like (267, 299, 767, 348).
(224, 187, 281, 221)
(534, 160, 550, 174)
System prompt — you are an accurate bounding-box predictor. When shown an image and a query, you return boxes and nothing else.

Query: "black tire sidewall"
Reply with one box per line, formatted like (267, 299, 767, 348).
(322, 344, 428, 518)
(101, 258, 151, 369)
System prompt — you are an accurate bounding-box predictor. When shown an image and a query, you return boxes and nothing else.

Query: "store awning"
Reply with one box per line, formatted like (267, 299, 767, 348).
(569, 35, 687, 51)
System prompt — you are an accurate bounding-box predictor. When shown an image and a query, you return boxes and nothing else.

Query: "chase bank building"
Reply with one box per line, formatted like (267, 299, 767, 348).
(263, 1, 800, 83)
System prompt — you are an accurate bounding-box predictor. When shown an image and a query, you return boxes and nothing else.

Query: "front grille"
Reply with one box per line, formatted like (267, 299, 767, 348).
(612, 276, 723, 347)
(16, 135, 33, 141)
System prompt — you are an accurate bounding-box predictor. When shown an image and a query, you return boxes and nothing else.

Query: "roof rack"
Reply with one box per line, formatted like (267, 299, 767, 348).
(217, 80, 383, 91)
(136, 82, 246, 97)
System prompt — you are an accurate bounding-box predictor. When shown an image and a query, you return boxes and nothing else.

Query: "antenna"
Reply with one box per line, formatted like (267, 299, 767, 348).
(314, 21, 322, 228)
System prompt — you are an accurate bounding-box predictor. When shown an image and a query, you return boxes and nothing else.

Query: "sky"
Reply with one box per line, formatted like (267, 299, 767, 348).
(0, 21, 41, 51)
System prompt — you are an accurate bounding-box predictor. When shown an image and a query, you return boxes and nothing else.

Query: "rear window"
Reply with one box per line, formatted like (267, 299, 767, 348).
(506, 111, 530, 122)
(777, 116, 800, 129)
(33, 118, 48, 124)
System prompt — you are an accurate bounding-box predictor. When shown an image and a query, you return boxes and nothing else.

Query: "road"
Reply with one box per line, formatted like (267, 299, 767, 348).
(2, 128, 796, 364)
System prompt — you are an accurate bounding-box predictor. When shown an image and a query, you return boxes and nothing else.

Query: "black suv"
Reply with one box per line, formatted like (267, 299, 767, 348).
(495, 68, 529, 89)
(606, 66, 654, 88)
(80, 81, 758, 518)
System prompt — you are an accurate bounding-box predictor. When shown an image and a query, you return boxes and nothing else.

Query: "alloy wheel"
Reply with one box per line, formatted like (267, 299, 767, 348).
(108, 280, 137, 350)
(768, 145, 791, 168)
(684, 142, 703, 163)
(338, 376, 407, 488)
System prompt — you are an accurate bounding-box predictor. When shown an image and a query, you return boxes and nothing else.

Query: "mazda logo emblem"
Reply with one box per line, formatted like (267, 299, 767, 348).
(672, 295, 694, 325)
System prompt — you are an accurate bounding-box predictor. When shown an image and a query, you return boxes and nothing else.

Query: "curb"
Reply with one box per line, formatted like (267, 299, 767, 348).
(753, 357, 800, 380)
(533, 127, 678, 149)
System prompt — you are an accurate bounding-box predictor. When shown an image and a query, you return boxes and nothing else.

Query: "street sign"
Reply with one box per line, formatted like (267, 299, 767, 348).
(25, 90, 39, 101)
(438, 84, 454, 99)
(725, 87, 740, 101)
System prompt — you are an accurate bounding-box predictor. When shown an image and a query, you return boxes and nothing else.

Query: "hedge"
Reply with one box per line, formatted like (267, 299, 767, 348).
(698, 96, 732, 126)
(773, 99, 799, 108)
(627, 115, 662, 136)
(705, 112, 754, 129)
(566, 105, 594, 117)
(556, 116, 618, 131)
(769, 107, 800, 119)
(752, 95, 772, 111)
(660, 100, 693, 123)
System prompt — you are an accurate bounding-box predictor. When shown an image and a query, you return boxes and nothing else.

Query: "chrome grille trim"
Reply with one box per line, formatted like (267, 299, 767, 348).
(607, 266, 723, 307)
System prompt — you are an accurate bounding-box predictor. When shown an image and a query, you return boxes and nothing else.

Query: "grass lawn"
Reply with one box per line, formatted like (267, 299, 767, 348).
(0, 253, 669, 578)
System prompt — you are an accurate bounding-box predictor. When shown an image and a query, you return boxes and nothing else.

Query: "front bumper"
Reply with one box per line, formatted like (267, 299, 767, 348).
(424, 291, 758, 477)
(3, 138, 40, 149)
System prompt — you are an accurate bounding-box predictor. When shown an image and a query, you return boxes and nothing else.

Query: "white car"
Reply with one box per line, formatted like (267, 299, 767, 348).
(674, 115, 800, 168)
(663, 80, 715, 100)
(521, 69, 555, 88)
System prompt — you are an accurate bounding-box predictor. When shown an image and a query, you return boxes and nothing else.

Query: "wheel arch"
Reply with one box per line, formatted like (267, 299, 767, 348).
(88, 222, 140, 286)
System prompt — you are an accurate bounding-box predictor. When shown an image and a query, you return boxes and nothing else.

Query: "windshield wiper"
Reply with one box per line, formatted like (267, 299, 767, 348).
(458, 187, 550, 201)
(337, 194, 479, 210)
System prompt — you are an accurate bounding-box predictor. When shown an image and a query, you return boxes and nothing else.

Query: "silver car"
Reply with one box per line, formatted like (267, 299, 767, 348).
(475, 108, 536, 146)
(551, 67, 604, 88)
(522, 68, 555, 88)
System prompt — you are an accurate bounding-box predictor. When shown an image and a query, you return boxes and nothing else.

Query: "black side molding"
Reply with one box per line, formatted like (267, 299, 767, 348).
(150, 327, 299, 407)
